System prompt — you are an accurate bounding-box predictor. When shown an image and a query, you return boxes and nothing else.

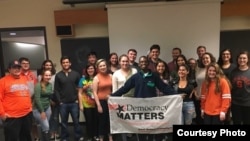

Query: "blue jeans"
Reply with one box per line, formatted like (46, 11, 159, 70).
(182, 101, 196, 125)
(33, 107, 51, 132)
(59, 102, 82, 141)
(49, 104, 60, 133)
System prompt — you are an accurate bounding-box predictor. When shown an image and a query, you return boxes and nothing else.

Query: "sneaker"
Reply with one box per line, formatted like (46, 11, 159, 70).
(93, 136, 100, 141)
(50, 135, 55, 140)
(55, 134, 60, 139)
(127, 133, 132, 137)
(78, 137, 84, 141)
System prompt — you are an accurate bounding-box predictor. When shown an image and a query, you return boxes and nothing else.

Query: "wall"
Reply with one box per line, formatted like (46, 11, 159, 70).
(0, 0, 108, 71)
(0, 0, 108, 122)
(221, 16, 250, 31)
(1, 0, 250, 70)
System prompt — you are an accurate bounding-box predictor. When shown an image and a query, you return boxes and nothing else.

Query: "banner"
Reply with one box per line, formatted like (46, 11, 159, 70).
(108, 95, 183, 134)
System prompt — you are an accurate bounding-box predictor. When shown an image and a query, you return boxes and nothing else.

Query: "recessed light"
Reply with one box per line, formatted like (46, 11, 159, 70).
(10, 32, 16, 36)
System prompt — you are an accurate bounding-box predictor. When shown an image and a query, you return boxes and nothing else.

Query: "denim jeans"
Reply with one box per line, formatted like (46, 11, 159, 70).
(49, 104, 60, 133)
(59, 102, 82, 141)
(33, 107, 51, 132)
(182, 101, 196, 125)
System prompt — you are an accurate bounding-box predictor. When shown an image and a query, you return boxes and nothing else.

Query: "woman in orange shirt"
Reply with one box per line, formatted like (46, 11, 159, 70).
(92, 59, 113, 141)
(201, 63, 231, 125)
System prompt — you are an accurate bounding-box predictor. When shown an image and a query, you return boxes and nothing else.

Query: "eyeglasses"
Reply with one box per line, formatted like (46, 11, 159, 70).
(21, 63, 30, 65)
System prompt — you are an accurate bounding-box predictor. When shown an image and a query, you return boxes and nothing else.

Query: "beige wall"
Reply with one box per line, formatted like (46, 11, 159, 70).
(0, 0, 108, 71)
(0, 0, 250, 71)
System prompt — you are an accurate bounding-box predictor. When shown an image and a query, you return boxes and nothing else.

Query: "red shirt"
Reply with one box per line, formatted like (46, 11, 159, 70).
(21, 70, 37, 96)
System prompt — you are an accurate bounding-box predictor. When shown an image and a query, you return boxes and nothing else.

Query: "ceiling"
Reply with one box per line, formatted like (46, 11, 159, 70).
(1, 30, 44, 38)
(62, 0, 182, 5)
(0, 29, 45, 45)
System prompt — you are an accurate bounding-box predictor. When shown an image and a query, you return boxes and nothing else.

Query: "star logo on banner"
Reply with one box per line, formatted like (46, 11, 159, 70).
(116, 104, 124, 114)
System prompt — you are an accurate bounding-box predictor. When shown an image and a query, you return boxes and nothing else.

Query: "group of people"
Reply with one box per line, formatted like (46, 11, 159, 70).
(0, 58, 62, 141)
(0, 44, 250, 141)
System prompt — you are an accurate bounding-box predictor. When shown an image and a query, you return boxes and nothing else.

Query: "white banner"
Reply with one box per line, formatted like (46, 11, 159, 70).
(108, 95, 183, 134)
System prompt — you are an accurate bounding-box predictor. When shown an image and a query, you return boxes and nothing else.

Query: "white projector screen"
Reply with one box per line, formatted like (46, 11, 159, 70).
(106, 0, 222, 63)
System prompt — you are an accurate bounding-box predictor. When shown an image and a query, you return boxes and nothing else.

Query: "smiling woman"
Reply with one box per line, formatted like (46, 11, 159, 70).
(0, 27, 48, 76)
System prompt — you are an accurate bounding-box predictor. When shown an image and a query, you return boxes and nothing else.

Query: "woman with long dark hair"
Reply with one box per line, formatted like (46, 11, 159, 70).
(108, 52, 119, 74)
(195, 52, 216, 125)
(78, 64, 98, 141)
(217, 49, 236, 78)
(38, 60, 60, 140)
(230, 51, 250, 124)
(217, 49, 236, 124)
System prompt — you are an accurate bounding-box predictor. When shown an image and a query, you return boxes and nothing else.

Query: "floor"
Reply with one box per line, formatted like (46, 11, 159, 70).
(0, 123, 137, 141)
(0, 123, 172, 141)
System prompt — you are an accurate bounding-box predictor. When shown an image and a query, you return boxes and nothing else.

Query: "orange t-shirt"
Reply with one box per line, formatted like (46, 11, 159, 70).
(201, 78, 231, 115)
(0, 75, 32, 118)
(96, 73, 112, 100)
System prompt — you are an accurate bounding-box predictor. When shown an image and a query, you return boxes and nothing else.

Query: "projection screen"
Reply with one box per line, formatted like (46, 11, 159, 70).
(106, 0, 222, 63)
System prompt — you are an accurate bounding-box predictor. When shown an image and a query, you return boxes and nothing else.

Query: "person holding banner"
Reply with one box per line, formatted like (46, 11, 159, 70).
(112, 54, 138, 141)
(155, 60, 170, 92)
(112, 56, 176, 98)
(92, 59, 113, 141)
(111, 56, 177, 141)
(155, 60, 170, 141)
(170, 64, 197, 125)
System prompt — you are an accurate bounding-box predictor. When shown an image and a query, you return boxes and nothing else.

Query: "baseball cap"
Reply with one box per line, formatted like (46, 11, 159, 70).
(8, 60, 21, 68)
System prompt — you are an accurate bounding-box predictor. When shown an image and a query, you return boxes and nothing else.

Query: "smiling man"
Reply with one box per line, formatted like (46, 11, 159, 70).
(112, 56, 176, 98)
(0, 60, 33, 141)
(54, 56, 83, 141)
(111, 56, 177, 141)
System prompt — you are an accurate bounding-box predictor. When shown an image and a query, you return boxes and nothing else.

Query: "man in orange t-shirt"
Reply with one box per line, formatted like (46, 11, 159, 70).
(0, 60, 33, 141)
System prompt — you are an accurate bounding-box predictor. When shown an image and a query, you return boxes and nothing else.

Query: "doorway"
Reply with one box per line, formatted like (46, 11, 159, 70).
(0, 27, 48, 77)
